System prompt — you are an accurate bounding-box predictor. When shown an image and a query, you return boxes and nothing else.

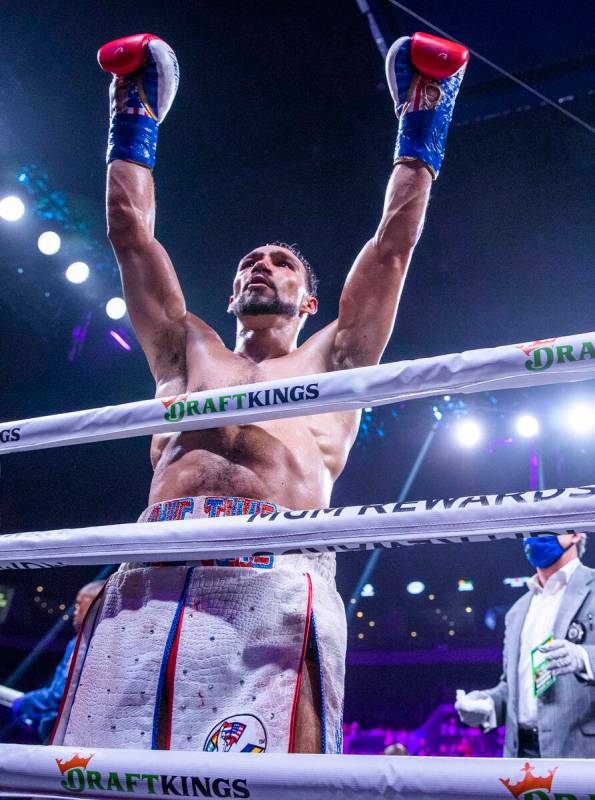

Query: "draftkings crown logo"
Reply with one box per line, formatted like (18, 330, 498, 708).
(500, 762, 557, 799)
(516, 339, 557, 358)
(55, 753, 95, 776)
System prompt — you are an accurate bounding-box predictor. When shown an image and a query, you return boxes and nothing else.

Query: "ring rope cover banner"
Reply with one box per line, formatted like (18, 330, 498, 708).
(1, 485, 594, 570)
(1, 331, 595, 454)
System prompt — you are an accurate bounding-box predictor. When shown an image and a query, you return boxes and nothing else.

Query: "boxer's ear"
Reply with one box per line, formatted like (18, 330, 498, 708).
(300, 295, 318, 316)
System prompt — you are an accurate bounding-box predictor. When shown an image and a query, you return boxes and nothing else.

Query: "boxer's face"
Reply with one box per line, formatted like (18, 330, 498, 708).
(229, 245, 316, 321)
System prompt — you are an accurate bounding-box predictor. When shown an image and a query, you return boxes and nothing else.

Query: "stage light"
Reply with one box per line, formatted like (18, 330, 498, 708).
(360, 583, 375, 597)
(457, 579, 474, 592)
(66, 261, 90, 284)
(37, 231, 61, 255)
(106, 297, 127, 320)
(0, 195, 25, 221)
(455, 419, 481, 447)
(567, 403, 595, 435)
(109, 330, 131, 351)
(516, 414, 539, 438)
(406, 580, 425, 595)
(503, 576, 530, 588)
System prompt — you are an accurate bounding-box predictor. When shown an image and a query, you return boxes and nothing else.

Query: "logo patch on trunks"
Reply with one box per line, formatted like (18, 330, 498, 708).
(203, 496, 278, 518)
(204, 713, 267, 753)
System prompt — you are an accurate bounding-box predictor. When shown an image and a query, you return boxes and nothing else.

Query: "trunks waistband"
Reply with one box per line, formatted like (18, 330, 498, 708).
(134, 495, 336, 582)
(138, 495, 280, 523)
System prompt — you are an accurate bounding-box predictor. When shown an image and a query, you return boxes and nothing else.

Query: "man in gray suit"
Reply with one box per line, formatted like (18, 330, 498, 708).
(455, 532, 595, 758)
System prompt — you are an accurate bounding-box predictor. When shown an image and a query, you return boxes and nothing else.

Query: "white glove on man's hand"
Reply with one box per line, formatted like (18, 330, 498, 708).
(540, 639, 588, 677)
(455, 689, 496, 730)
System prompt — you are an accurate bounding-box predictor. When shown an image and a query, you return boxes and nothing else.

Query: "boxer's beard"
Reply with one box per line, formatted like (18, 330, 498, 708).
(233, 290, 299, 318)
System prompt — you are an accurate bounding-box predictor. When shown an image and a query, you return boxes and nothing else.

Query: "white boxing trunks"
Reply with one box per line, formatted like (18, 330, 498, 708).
(51, 496, 347, 753)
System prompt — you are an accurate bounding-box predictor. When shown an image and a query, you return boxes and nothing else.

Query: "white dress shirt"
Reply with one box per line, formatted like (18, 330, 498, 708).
(517, 558, 591, 726)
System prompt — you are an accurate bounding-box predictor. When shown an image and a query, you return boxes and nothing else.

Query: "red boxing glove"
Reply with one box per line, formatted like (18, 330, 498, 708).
(98, 33, 160, 76)
(410, 32, 469, 81)
(97, 33, 179, 168)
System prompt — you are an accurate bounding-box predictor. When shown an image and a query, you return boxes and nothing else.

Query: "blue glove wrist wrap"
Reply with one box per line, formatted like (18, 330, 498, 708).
(108, 113, 158, 169)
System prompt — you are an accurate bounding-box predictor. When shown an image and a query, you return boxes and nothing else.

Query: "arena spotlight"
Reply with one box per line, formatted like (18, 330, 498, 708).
(37, 231, 61, 255)
(65, 261, 90, 284)
(516, 414, 539, 438)
(106, 297, 127, 320)
(567, 403, 595, 435)
(455, 419, 481, 447)
(0, 196, 25, 221)
(406, 580, 425, 595)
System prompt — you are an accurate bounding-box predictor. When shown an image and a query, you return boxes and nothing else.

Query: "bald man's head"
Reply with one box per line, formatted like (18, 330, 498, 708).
(73, 580, 105, 631)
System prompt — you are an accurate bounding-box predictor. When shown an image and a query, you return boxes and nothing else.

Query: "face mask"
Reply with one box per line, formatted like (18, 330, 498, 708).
(523, 535, 573, 569)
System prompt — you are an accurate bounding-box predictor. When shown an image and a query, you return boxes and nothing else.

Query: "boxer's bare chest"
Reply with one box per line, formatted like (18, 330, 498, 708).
(148, 319, 360, 508)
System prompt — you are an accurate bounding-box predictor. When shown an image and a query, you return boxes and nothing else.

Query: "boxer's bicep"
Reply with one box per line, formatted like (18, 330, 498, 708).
(113, 236, 188, 378)
(107, 160, 189, 379)
(332, 240, 409, 368)
(332, 164, 431, 369)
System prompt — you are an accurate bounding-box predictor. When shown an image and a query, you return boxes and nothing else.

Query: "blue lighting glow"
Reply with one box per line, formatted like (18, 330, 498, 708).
(484, 608, 497, 630)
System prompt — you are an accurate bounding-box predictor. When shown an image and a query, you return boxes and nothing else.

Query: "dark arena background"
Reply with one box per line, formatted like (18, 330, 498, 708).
(1, 0, 595, 757)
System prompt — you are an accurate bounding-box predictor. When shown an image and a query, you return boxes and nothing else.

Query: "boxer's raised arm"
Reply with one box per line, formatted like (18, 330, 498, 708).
(99, 34, 191, 380)
(107, 161, 187, 378)
(332, 163, 430, 368)
(331, 33, 467, 370)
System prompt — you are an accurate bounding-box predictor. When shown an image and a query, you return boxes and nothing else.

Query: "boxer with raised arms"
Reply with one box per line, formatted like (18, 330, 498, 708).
(51, 32, 468, 754)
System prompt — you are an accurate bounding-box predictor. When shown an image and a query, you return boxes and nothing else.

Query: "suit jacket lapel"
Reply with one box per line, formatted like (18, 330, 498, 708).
(554, 563, 593, 639)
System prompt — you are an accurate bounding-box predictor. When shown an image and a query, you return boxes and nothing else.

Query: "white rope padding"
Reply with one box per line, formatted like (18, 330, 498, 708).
(1, 485, 593, 570)
(1, 331, 595, 454)
(0, 743, 593, 799)
(0, 685, 22, 708)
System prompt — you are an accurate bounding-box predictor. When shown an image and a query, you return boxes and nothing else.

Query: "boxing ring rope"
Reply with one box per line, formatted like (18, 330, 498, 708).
(1, 485, 594, 570)
(3, 334, 595, 797)
(0, 743, 593, 799)
(1, 331, 595, 454)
